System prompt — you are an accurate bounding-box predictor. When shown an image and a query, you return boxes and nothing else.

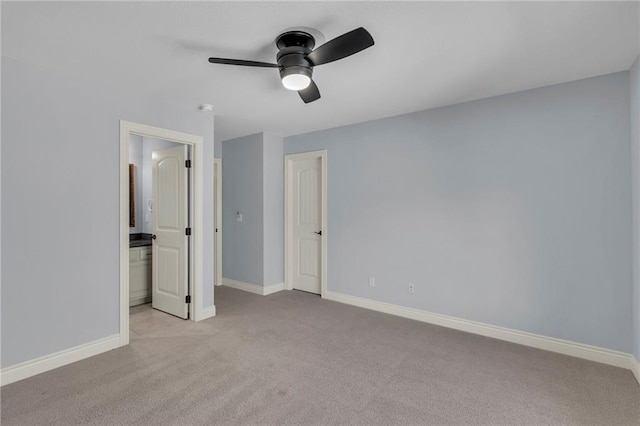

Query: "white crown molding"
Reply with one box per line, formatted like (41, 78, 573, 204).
(1, 334, 121, 386)
(324, 291, 636, 373)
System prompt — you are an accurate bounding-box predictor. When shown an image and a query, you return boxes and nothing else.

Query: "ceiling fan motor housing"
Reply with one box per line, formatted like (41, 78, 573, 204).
(276, 31, 316, 80)
(208, 27, 374, 103)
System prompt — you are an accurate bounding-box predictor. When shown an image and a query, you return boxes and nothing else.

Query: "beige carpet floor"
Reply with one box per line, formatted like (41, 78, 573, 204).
(2, 286, 639, 425)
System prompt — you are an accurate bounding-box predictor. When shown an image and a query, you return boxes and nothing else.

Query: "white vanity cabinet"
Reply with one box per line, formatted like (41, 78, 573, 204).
(129, 246, 152, 306)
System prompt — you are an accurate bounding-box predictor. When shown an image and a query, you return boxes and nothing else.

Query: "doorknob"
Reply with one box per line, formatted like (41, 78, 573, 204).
(151, 234, 157, 240)
(314, 230, 322, 236)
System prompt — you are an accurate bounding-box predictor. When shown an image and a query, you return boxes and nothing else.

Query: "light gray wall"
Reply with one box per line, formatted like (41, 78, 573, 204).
(221, 133, 264, 286)
(285, 72, 632, 352)
(1, 56, 215, 368)
(627, 0, 639, 364)
(141, 137, 183, 234)
(220, 132, 284, 287)
(129, 134, 143, 234)
(214, 139, 222, 158)
(262, 133, 284, 286)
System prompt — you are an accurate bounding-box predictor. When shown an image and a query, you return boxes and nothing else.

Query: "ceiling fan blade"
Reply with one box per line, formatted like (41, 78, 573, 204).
(208, 57, 278, 68)
(298, 80, 321, 103)
(307, 27, 374, 66)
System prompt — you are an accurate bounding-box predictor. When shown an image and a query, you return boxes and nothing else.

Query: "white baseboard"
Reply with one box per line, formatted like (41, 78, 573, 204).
(632, 356, 640, 386)
(222, 278, 264, 294)
(222, 278, 285, 296)
(129, 296, 151, 307)
(1, 334, 121, 386)
(324, 291, 636, 372)
(264, 282, 285, 295)
(195, 304, 216, 321)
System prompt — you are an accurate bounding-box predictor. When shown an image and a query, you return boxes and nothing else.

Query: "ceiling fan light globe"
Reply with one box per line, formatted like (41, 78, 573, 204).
(282, 73, 311, 91)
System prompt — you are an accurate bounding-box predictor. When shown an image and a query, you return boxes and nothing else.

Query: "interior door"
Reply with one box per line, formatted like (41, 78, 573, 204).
(292, 156, 322, 294)
(152, 145, 189, 319)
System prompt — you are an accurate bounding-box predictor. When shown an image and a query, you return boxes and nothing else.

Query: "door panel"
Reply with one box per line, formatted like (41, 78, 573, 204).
(292, 157, 322, 294)
(156, 157, 180, 229)
(156, 247, 180, 295)
(299, 168, 318, 224)
(298, 237, 319, 277)
(152, 145, 189, 319)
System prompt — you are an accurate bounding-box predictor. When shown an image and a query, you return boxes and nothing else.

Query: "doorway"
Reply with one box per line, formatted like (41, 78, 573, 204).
(214, 158, 222, 287)
(129, 137, 187, 314)
(119, 121, 205, 346)
(284, 150, 327, 296)
(128, 135, 191, 322)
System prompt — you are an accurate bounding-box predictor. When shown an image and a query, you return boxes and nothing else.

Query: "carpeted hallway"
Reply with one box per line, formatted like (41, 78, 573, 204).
(2, 286, 639, 425)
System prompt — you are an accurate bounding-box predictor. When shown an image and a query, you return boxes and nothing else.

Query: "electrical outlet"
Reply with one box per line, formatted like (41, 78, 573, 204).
(369, 277, 376, 287)
(408, 283, 415, 294)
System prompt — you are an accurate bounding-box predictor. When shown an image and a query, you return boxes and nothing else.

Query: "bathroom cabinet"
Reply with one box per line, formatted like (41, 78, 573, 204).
(129, 246, 152, 306)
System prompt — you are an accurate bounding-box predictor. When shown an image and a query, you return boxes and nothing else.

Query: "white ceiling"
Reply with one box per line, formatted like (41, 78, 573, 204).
(3, 1, 639, 142)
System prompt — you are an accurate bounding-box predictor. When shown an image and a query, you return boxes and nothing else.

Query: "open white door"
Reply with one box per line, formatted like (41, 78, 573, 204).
(290, 155, 322, 294)
(152, 145, 189, 319)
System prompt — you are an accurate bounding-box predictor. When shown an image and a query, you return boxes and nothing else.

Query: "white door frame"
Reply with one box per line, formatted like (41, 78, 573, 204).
(284, 150, 327, 297)
(214, 158, 222, 286)
(119, 120, 205, 347)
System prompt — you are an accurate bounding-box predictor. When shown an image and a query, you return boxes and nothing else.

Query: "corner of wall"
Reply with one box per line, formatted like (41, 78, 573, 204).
(262, 133, 285, 286)
(628, 55, 639, 361)
(637, 3, 640, 58)
(633, 355, 640, 386)
(214, 138, 222, 158)
(219, 133, 265, 286)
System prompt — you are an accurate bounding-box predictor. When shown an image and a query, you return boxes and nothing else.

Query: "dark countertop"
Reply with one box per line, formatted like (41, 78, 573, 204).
(129, 233, 152, 248)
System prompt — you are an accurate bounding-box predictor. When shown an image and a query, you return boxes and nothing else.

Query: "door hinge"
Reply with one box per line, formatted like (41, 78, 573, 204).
(185, 295, 191, 304)
(185, 159, 191, 168)
(185, 227, 192, 236)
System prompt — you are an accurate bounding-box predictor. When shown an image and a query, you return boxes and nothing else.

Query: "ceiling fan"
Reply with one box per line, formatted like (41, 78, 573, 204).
(208, 27, 374, 103)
